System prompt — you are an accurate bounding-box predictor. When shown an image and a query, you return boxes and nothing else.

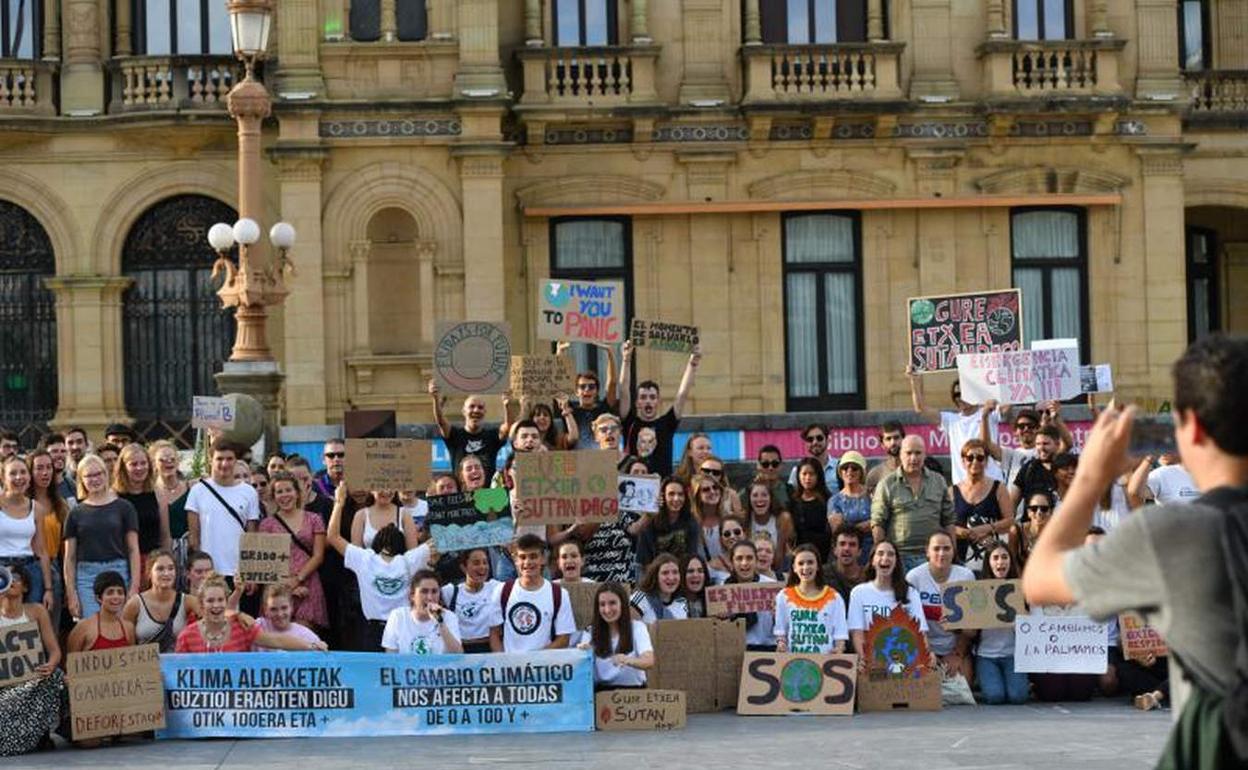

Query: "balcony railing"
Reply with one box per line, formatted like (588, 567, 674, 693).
(1186, 70, 1248, 115)
(978, 39, 1125, 97)
(0, 60, 57, 115)
(742, 43, 904, 102)
(517, 45, 660, 107)
(108, 56, 242, 113)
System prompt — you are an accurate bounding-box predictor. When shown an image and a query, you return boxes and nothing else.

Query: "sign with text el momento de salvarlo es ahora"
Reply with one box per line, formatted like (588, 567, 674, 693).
(537, 279, 625, 345)
(908, 289, 1023, 373)
(856, 606, 941, 712)
(513, 450, 619, 527)
(629, 318, 699, 355)
(159, 649, 595, 738)
(737, 653, 858, 716)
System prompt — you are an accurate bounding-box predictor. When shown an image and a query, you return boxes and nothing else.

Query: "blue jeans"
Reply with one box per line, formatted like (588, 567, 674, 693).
(76, 558, 129, 618)
(977, 654, 1030, 704)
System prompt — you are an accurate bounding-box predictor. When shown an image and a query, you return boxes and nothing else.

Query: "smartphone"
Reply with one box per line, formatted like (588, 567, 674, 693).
(1129, 415, 1177, 456)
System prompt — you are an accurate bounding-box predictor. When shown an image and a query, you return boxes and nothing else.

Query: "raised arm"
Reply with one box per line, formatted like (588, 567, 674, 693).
(1125, 456, 1154, 510)
(906, 365, 942, 424)
(618, 339, 634, 418)
(602, 343, 620, 410)
(1039, 400, 1075, 453)
(558, 396, 580, 447)
(672, 344, 703, 420)
(428, 379, 451, 438)
(498, 390, 517, 441)
(980, 399, 1005, 462)
(326, 485, 349, 556)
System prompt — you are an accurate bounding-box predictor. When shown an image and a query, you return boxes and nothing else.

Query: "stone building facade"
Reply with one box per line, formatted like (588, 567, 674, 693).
(0, 0, 1245, 442)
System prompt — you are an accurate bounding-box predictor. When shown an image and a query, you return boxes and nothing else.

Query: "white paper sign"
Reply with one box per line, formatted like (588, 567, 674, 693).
(1013, 615, 1108, 674)
(1080, 364, 1113, 394)
(1031, 338, 1079, 352)
(956, 347, 1080, 405)
(191, 396, 236, 430)
(618, 474, 660, 514)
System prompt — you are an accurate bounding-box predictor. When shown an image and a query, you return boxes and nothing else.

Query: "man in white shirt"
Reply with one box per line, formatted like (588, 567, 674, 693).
(489, 534, 575, 653)
(906, 531, 976, 682)
(1127, 455, 1201, 507)
(186, 442, 261, 581)
(907, 365, 1002, 483)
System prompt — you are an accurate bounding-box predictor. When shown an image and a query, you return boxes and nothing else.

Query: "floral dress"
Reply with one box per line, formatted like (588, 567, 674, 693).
(0, 609, 65, 756)
(260, 511, 329, 629)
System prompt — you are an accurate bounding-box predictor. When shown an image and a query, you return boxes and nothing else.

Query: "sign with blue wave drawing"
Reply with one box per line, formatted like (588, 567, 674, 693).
(158, 649, 594, 738)
(427, 489, 514, 551)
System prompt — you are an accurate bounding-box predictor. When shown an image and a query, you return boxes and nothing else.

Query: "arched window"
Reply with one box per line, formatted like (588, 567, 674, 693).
(122, 195, 236, 446)
(132, 0, 231, 55)
(365, 207, 423, 354)
(0, 199, 56, 438)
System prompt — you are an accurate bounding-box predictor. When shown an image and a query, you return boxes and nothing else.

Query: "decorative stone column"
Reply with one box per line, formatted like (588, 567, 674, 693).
(380, 0, 398, 42)
(985, 0, 1008, 39)
(1135, 147, 1189, 399)
(60, 0, 105, 113)
(630, 0, 650, 43)
(524, 0, 543, 46)
(114, 0, 131, 56)
(743, 0, 761, 44)
(677, 0, 730, 104)
(455, 150, 507, 321)
(909, 0, 959, 100)
(41, 0, 59, 58)
(45, 276, 133, 435)
(1135, 0, 1184, 99)
(867, 0, 884, 41)
(1089, 0, 1111, 37)
(455, 0, 506, 98)
(276, 0, 326, 94)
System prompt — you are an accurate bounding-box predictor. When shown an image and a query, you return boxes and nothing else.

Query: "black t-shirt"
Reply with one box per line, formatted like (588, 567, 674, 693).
(120, 491, 162, 554)
(64, 498, 139, 562)
(570, 401, 613, 450)
(445, 425, 505, 481)
(1013, 459, 1056, 517)
(623, 407, 680, 478)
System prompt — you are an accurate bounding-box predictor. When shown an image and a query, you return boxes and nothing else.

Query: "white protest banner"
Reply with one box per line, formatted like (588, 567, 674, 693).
(1080, 364, 1114, 394)
(618, 474, 660, 513)
(1013, 615, 1108, 674)
(192, 395, 236, 431)
(956, 347, 1080, 405)
(1031, 338, 1079, 352)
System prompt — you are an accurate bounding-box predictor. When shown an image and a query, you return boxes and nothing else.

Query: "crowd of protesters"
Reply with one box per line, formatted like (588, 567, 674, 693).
(0, 334, 1239, 759)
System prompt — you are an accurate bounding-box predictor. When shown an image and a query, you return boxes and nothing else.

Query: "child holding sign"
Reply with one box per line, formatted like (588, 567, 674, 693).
(773, 545, 848, 654)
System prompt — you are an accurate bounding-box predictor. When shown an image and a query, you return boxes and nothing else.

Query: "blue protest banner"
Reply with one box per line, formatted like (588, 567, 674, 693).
(158, 650, 594, 739)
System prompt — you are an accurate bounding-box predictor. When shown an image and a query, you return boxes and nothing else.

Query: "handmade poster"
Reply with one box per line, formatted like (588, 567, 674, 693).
(191, 395, 236, 431)
(595, 689, 686, 731)
(159, 650, 594, 738)
(649, 618, 746, 713)
(940, 579, 1027, 630)
(509, 355, 574, 402)
(237, 533, 292, 584)
(629, 319, 699, 355)
(513, 450, 619, 526)
(1119, 612, 1168, 660)
(1014, 615, 1109, 674)
(433, 321, 512, 394)
(908, 289, 1023, 372)
(426, 489, 513, 551)
(1080, 364, 1114, 394)
(736, 653, 857, 716)
(856, 606, 941, 712)
(537, 279, 625, 345)
(618, 474, 660, 514)
(67, 644, 165, 740)
(0, 620, 44, 686)
(956, 346, 1080, 405)
(705, 583, 784, 616)
(344, 438, 432, 492)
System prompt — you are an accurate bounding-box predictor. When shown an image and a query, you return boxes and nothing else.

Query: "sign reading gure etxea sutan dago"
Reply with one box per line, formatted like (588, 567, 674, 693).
(908, 289, 1023, 372)
(513, 450, 619, 526)
(537, 279, 625, 345)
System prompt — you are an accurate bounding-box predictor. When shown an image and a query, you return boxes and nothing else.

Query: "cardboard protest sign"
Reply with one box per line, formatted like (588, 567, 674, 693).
(618, 474, 660, 513)
(940, 579, 1027, 630)
(433, 321, 511, 394)
(1014, 615, 1109, 674)
(908, 289, 1023, 372)
(1119, 612, 1168, 660)
(237, 533, 291, 584)
(1080, 364, 1114, 394)
(629, 319, 699, 354)
(513, 450, 619, 526)
(596, 689, 685, 731)
(344, 438, 432, 491)
(426, 489, 513, 551)
(856, 606, 941, 712)
(537, 279, 625, 345)
(191, 395, 236, 431)
(737, 653, 857, 716)
(649, 618, 746, 713)
(956, 346, 1080, 405)
(67, 644, 165, 740)
(509, 355, 574, 401)
(705, 582, 784, 617)
(0, 620, 44, 686)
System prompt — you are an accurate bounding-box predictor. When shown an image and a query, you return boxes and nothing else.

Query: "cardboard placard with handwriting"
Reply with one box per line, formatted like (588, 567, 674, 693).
(191, 395, 236, 431)
(856, 606, 941, 713)
(1120, 612, 1168, 659)
(629, 319, 700, 355)
(737, 653, 858, 716)
(509, 355, 574, 402)
(237, 532, 292, 584)
(433, 321, 511, 394)
(705, 582, 784, 616)
(514, 450, 619, 526)
(940, 579, 1027, 630)
(0, 620, 44, 686)
(344, 438, 432, 492)
(537, 279, 625, 345)
(562, 581, 632, 630)
(67, 644, 165, 740)
(649, 618, 746, 714)
(596, 689, 686, 731)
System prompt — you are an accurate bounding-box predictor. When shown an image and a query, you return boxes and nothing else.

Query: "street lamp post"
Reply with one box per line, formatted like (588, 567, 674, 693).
(207, 0, 293, 452)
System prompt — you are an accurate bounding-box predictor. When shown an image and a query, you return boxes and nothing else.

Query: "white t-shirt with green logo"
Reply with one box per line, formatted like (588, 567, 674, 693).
(344, 543, 432, 621)
(382, 607, 462, 655)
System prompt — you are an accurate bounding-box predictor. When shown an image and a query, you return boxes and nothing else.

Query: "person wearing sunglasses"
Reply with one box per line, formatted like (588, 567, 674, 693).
(311, 439, 348, 499)
(828, 451, 873, 565)
(555, 340, 620, 450)
(741, 445, 790, 513)
(906, 364, 1003, 485)
(1015, 490, 1057, 565)
(619, 339, 702, 478)
(698, 456, 745, 518)
(787, 424, 839, 493)
(951, 439, 1012, 571)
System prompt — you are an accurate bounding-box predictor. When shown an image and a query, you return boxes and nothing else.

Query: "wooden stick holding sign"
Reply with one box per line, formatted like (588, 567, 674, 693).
(344, 438, 432, 492)
(67, 644, 165, 740)
(940, 578, 1027, 630)
(737, 653, 858, 716)
(705, 583, 783, 616)
(513, 450, 619, 526)
(237, 532, 291, 584)
(0, 620, 45, 686)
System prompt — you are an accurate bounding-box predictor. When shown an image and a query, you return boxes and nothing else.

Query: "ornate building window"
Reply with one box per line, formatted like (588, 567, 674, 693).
(782, 213, 864, 411)
(553, 0, 616, 46)
(1178, 0, 1209, 70)
(348, 0, 427, 42)
(132, 0, 231, 55)
(1186, 226, 1219, 341)
(759, 0, 869, 44)
(1013, 0, 1072, 40)
(1011, 208, 1088, 357)
(0, 199, 56, 436)
(1, 0, 39, 58)
(549, 216, 631, 378)
(122, 195, 236, 446)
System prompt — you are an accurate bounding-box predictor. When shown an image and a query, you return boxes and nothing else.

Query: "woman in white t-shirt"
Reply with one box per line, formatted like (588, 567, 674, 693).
(382, 570, 463, 655)
(774, 544, 848, 654)
(630, 553, 688, 623)
(442, 548, 499, 654)
(847, 540, 928, 663)
(578, 583, 654, 690)
(973, 543, 1028, 704)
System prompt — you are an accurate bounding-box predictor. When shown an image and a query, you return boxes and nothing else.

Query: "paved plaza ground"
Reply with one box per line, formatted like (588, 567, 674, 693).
(21, 701, 1168, 770)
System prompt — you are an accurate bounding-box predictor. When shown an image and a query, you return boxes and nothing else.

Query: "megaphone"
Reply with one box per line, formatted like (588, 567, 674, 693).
(0, 565, 12, 594)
